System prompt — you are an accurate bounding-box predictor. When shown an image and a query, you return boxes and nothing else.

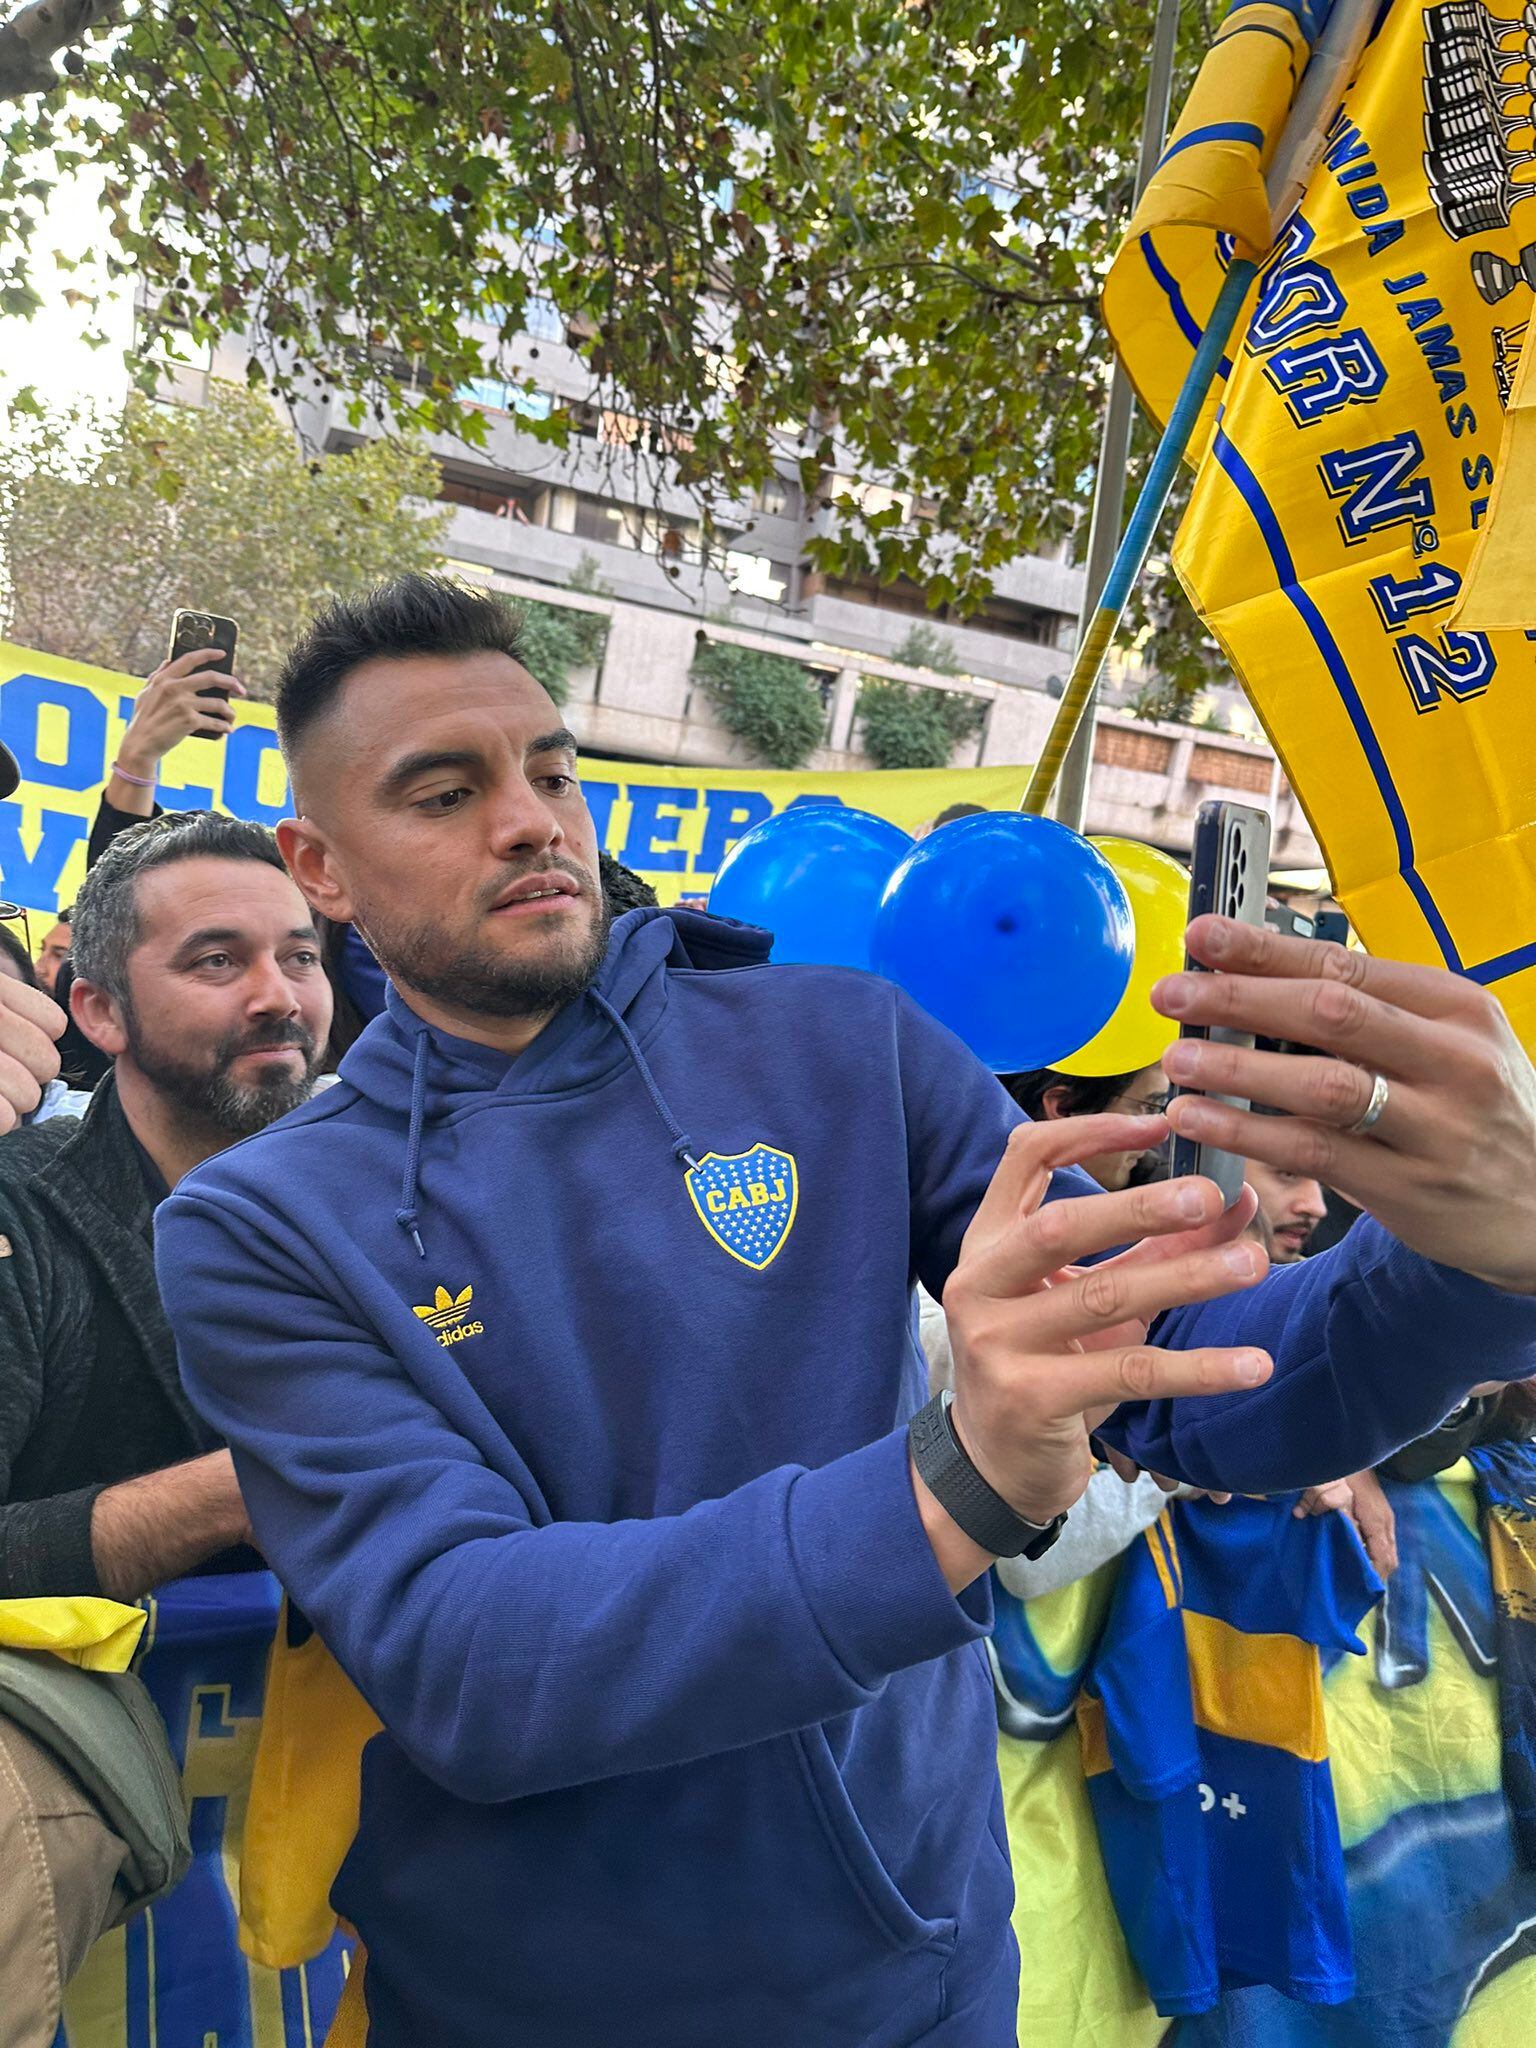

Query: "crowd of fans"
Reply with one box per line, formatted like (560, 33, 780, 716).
(0, 603, 1531, 2046)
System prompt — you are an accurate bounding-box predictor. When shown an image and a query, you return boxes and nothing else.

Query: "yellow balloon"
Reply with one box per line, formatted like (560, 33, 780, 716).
(1053, 838, 1190, 1078)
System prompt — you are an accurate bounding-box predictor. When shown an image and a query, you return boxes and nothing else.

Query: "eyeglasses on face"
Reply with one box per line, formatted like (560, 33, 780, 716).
(0, 902, 33, 958)
(1114, 1090, 1172, 1119)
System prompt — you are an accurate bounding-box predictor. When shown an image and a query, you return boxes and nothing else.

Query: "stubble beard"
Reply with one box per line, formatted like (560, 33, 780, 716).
(357, 857, 613, 1022)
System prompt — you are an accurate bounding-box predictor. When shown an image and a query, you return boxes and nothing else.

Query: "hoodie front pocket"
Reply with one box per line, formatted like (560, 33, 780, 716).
(346, 1735, 960, 2048)
(793, 1724, 958, 1958)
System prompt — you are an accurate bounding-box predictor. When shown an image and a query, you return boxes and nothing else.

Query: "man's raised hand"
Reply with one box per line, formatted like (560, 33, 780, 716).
(118, 648, 247, 773)
(1158, 916, 1536, 1296)
(920, 1114, 1272, 1593)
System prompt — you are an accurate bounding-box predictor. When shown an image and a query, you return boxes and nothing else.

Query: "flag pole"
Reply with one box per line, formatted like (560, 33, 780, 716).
(1054, 0, 1181, 834)
(1021, 0, 1381, 818)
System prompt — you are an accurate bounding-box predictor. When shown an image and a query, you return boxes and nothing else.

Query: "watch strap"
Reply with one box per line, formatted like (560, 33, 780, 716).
(908, 1392, 1066, 1561)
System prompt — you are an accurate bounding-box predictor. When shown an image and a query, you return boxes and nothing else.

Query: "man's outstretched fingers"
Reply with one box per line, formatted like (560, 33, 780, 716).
(967, 1171, 1223, 1299)
(1013, 1236, 1266, 1349)
(1047, 1342, 1273, 1416)
(964, 1112, 1170, 1246)
(1112, 1181, 1258, 1270)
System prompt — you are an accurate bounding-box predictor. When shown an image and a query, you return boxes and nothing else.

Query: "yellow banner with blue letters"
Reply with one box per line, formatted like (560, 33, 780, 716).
(0, 639, 1030, 919)
(1105, 0, 1536, 1052)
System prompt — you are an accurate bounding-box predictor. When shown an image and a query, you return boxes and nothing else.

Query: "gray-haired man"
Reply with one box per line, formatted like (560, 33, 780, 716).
(0, 810, 331, 2046)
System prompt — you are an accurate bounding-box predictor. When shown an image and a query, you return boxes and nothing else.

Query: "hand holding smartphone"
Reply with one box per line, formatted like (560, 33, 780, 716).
(1169, 800, 1274, 1207)
(168, 610, 240, 739)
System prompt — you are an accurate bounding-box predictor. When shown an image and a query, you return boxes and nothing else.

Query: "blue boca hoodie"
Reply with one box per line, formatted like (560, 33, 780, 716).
(157, 909, 1536, 2048)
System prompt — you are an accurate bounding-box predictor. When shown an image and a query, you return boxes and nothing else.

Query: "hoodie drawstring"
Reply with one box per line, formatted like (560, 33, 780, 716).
(589, 990, 699, 1172)
(395, 1027, 431, 1258)
(392, 988, 699, 1261)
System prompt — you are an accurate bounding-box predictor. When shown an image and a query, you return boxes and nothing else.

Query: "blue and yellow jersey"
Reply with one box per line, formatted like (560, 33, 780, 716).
(55, 1572, 354, 2048)
(1077, 1495, 1381, 2018)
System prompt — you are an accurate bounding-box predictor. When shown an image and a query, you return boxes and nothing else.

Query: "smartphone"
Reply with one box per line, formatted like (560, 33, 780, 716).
(168, 610, 239, 737)
(1313, 908, 1350, 948)
(1170, 800, 1274, 1208)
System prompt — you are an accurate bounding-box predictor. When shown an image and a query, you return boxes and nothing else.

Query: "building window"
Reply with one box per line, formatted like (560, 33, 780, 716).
(458, 375, 508, 412)
(570, 493, 702, 560)
(753, 476, 797, 519)
(572, 496, 630, 545)
(456, 377, 555, 420)
(438, 474, 541, 522)
(523, 295, 566, 344)
(343, 342, 427, 393)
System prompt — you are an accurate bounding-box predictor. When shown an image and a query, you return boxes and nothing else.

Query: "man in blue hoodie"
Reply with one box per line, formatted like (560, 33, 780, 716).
(156, 576, 1536, 2048)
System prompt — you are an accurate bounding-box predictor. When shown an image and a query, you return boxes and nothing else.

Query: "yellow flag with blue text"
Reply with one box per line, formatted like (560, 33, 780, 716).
(1105, 0, 1536, 1052)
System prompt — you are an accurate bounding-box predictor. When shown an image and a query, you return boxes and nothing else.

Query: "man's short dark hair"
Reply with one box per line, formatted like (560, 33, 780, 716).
(71, 811, 291, 1007)
(1003, 1067, 1134, 1122)
(931, 801, 986, 829)
(599, 853, 659, 915)
(276, 574, 529, 758)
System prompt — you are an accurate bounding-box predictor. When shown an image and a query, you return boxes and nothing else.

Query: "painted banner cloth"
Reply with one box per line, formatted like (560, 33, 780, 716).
(1105, 0, 1536, 1050)
(55, 1572, 352, 2048)
(999, 1461, 1536, 2046)
(0, 640, 1029, 917)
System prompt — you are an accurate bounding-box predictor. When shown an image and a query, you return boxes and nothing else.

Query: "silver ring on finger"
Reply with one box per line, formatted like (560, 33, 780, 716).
(1346, 1070, 1389, 1135)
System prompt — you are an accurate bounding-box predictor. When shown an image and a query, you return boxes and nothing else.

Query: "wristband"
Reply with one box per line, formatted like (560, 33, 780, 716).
(110, 759, 156, 789)
(908, 1392, 1067, 1561)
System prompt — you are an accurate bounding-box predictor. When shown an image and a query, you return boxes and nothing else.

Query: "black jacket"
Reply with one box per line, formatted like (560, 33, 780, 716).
(0, 1077, 220, 1595)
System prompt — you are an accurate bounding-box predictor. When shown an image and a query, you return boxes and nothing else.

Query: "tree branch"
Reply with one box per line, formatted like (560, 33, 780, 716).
(0, 0, 115, 98)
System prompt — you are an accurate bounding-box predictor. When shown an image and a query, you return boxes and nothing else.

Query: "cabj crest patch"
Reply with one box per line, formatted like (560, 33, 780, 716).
(685, 1145, 799, 1270)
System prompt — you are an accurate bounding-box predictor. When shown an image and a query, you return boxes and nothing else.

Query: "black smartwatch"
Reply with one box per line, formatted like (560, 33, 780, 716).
(909, 1392, 1067, 1561)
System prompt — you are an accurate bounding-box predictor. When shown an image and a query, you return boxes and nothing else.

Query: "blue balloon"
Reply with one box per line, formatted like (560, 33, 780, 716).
(872, 812, 1134, 1070)
(708, 805, 913, 969)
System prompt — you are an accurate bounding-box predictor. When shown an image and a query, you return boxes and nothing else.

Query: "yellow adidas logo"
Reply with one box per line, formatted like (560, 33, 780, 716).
(412, 1284, 485, 1349)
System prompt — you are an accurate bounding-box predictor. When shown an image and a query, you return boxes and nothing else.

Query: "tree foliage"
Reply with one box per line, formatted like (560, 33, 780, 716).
(856, 677, 987, 771)
(517, 598, 609, 706)
(890, 623, 960, 677)
(0, 0, 1221, 695)
(690, 639, 826, 769)
(0, 381, 449, 690)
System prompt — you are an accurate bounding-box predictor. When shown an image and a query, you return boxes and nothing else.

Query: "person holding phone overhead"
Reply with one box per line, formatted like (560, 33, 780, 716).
(98, 624, 246, 842)
(30, 623, 255, 1097)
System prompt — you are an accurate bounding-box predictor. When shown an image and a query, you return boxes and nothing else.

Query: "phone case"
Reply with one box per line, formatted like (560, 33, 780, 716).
(1170, 801, 1273, 1207)
(168, 611, 239, 737)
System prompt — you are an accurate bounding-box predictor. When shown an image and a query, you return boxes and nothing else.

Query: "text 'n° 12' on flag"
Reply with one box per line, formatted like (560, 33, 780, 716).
(1104, 0, 1536, 1052)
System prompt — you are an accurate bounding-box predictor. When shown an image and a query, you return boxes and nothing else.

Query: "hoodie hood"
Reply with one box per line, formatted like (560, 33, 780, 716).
(336, 906, 772, 1257)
